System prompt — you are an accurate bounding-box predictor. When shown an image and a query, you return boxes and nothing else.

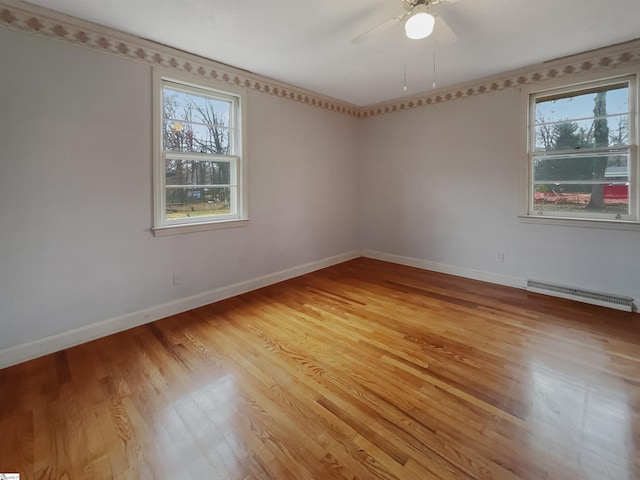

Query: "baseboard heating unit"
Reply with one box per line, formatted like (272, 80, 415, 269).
(526, 280, 634, 312)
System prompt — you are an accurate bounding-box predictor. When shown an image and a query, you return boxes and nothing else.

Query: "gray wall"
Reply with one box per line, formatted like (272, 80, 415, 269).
(359, 89, 640, 301)
(0, 28, 360, 353)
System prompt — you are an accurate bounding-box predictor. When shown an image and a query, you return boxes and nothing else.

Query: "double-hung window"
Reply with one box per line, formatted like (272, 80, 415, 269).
(527, 75, 638, 224)
(153, 71, 247, 235)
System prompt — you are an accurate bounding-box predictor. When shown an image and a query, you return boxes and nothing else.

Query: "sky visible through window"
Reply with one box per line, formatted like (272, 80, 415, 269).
(164, 87, 231, 128)
(536, 86, 628, 125)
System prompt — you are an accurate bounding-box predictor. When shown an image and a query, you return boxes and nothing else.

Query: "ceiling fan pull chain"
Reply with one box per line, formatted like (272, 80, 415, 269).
(432, 36, 437, 88)
(403, 34, 408, 92)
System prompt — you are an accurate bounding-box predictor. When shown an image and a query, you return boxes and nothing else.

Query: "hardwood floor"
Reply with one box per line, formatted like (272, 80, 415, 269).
(1, 258, 639, 479)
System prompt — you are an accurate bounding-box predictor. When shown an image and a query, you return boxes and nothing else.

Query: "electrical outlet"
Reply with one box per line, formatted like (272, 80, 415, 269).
(496, 251, 504, 263)
(172, 273, 183, 285)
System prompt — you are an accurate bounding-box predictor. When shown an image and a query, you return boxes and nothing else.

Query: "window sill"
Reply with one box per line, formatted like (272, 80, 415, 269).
(153, 218, 249, 236)
(518, 215, 640, 231)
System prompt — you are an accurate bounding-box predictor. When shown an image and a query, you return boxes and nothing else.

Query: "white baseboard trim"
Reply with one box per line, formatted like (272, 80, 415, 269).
(362, 250, 527, 289)
(363, 250, 639, 313)
(0, 250, 362, 370)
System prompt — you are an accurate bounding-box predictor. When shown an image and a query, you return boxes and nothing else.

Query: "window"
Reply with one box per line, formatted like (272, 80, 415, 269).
(153, 71, 247, 235)
(526, 75, 638, 225)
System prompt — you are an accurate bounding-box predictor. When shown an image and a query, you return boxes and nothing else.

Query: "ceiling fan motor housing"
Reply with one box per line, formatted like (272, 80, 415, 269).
(403, 0, 435, 11)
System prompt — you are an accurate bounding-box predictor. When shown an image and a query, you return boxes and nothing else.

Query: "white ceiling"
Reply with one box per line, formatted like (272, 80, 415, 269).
(24, 0, 640, 106)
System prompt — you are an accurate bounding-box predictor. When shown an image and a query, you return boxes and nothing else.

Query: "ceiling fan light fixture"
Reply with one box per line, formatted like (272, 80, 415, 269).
(404, 5, 435, 40)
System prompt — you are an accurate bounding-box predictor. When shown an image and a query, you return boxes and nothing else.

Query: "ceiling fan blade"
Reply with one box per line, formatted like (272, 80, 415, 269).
(428, 2, 458, 45)
(434, 14, 458, 45)
(351, 13, 408, 45)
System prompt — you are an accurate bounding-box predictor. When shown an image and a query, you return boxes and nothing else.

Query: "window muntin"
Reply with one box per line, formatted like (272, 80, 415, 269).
(529, 77, 636, 221)
(154, 75, 245, 231)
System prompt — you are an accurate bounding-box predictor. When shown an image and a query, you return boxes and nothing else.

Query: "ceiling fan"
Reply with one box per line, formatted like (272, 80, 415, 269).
(351, 0, 458, 45)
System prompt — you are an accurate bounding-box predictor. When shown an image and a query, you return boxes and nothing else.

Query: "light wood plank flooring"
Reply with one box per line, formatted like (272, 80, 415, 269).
(1, 258, 639, 479)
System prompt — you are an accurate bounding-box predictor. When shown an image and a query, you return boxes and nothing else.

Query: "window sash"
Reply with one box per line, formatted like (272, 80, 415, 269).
(162, 152, 239, 224)
(529, 150, 635, 220)
(162, 84, 237, 156)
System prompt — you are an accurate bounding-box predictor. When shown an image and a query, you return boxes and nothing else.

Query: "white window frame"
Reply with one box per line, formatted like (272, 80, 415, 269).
(152, 69, 248, 236)
(520, 72, 640, 231)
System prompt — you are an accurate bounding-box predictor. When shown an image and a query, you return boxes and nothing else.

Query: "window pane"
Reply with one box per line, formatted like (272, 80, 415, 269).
(534, 115, 629, 151)
(165, 159, 232, 186)
(166, 186, 233, 218)
(163, 86, 232, 154)
(535, 84, 629, 152)
(533, 182, 629, 216)
(533, 150, 629, 216)
(533, 151, 629, 183)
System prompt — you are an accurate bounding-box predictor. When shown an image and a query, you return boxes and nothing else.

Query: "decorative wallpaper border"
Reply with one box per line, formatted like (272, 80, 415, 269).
(0, 0, 360, 116)
(1, 0, 640, 119)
